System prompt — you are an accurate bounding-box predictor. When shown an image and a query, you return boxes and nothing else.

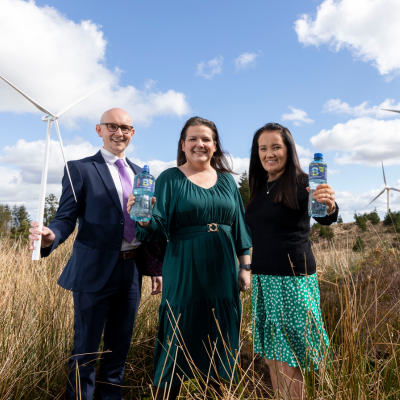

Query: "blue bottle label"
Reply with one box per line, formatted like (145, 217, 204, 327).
(309, 165, 327, 180)
(135, 177, 155, 191)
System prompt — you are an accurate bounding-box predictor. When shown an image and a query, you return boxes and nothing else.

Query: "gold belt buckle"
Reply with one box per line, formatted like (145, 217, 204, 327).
(207, 223, 219, 232)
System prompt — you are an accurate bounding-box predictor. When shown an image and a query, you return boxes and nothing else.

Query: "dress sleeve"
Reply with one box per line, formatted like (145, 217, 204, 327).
(313, 202, 339, 225)
(231, 175, 252, 256)
(135, 169, 177, 242)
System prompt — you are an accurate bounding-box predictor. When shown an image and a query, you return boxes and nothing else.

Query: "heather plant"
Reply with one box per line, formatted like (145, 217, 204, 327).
(1, 231, 400, 399)
(352, 235, 365, 252)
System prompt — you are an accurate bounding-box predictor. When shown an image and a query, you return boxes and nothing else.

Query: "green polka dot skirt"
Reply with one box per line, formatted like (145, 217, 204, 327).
(252, 273, 329, 371)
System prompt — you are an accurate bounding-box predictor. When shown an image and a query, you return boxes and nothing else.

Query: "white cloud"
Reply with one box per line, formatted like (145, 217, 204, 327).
(296, 144, 313, 159)
(294, 143, 313, 171)
(281, 107, 314, 126)
(0, 137, 254, 215)
(195, 56, 224, 79)
(234, 52, 261, 70)
(323, 98, 400, 118)
(0, 0, 190, 127)
(295, 0, 400, 76)
(0, 139, 101, 187)
(335, 184, 400, 222)
(310, 117, 400, 166)
(5, 138, 395, 223)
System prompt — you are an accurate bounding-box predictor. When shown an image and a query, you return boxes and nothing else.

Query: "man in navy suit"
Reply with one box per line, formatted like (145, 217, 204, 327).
(29, 108, 162, 400)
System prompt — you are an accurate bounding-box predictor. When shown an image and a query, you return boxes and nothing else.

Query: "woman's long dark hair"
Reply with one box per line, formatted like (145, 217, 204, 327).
(177, 116, 234, 174)
(249, 123, 307, 209)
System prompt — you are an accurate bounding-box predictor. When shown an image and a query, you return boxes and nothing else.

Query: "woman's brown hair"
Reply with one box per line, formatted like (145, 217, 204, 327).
(177, 116, 234, 174)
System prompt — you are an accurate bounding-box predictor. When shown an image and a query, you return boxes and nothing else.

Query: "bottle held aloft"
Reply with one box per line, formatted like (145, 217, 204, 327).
(308, 153, 327, 217)
(130, 165, 155, 222)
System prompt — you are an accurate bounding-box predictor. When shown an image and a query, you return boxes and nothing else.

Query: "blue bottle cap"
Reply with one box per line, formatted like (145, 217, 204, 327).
(314, 153, 323, 159)
(143, 165, 150, 173)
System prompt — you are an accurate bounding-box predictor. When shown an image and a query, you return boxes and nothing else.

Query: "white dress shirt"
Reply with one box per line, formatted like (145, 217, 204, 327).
(100, 147, 141, 251)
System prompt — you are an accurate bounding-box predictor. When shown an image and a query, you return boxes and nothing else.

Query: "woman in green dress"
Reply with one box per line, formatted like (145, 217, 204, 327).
(245, 123, 338, 399)
(127, 117, 252, 399)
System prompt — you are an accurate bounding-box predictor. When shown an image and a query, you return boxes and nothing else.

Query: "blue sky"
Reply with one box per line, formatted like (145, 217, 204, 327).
(1, 0, 400, 221)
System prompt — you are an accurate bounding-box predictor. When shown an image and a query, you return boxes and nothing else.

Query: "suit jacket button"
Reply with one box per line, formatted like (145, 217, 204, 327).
(120, 220, 124, 224)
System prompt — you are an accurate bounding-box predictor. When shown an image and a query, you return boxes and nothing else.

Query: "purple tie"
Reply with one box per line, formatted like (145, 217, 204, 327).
(115, 159, 136, 243)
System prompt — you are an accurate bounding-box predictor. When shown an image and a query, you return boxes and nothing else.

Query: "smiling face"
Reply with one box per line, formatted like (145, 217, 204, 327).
(181, 125, 216, 166)
(96, 108, 135, 158)
(258, 130, 288, 180)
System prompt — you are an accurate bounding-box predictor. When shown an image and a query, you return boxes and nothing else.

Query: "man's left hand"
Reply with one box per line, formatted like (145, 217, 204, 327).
(151, 276, 162, 295)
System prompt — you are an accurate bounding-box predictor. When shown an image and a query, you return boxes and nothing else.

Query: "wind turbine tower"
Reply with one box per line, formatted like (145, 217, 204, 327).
(0, 75, 108, 261)
(366, 161, 400, 213)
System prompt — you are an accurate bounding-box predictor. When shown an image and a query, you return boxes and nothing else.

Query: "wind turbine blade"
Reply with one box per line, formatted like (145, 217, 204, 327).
(388, 187, 400, 193)
(382, 161, 387, 185)
(381, 109, 400, 113)
(366, 188, 385, 208)
(0, 75, 55, 117)
(54, 119, 77, 202)
(56, 82, 109, 117)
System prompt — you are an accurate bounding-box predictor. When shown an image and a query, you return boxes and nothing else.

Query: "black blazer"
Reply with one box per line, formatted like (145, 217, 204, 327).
(41, 150, 163, 293)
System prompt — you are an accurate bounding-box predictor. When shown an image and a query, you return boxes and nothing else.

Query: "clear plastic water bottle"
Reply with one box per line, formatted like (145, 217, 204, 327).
(130, 165, 156, 222)
(308, 153, 327, 217)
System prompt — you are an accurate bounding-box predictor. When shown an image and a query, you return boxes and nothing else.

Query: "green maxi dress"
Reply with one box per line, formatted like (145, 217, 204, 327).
(135, 167, 252, 388)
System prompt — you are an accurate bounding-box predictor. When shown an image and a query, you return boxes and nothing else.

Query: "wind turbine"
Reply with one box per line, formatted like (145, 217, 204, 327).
(382, 109, 400, 114)
(366, 161, 400, 213)
(0, 75, 108, 260)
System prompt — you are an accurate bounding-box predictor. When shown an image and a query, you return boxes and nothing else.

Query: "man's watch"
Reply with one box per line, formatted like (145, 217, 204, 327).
(239, 263, 251, 271)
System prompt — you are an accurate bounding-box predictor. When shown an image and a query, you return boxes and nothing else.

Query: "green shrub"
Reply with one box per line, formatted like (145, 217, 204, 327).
(309, 223, 334, 240)
(319, 225, 334, 239)
(354, 212, 368, 232)
(337, 215, 343, 224)
(363, 208, 380, 225)
(353, 236, 365, 252)
(383, 210, 400, 232)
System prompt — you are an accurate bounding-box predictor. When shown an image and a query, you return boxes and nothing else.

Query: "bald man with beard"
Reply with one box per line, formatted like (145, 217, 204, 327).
(29, 108, 163, 400)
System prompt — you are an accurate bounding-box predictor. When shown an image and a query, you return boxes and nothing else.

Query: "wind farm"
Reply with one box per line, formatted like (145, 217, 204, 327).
(366, 161, 400, 213)
(0, 75, 108, 260)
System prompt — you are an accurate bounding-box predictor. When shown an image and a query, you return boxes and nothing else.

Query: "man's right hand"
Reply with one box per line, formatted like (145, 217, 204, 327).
(29, 221, 56, 251)
(127, 193, 156, 228)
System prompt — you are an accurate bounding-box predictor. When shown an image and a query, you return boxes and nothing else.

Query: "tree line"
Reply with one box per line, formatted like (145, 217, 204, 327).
(0, 194, 59, 239)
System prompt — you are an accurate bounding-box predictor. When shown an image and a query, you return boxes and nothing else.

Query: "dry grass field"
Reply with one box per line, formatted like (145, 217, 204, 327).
(1, 226, 400, 399)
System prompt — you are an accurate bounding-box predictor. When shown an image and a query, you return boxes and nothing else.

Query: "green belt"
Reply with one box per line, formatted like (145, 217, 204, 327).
(170, 223, 231, 237)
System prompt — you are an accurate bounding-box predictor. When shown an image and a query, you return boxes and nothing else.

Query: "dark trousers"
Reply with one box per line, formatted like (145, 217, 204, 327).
(66, 257, 142, 400)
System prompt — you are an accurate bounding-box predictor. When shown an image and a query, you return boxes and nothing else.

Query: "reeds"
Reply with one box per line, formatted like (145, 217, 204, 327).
(1, 232, 400, 399)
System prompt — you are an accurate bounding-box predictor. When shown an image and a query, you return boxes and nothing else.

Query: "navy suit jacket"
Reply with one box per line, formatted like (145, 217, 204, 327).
(41, 150, 160, 293)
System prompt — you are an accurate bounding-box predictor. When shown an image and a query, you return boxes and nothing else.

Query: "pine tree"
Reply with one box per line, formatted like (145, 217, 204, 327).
(44, 194, 59, 226)
(337, 215, 343, 224)
(0, 204, 12, 233)
(10, 204, 31, 239)
(238, 171, 250, 209)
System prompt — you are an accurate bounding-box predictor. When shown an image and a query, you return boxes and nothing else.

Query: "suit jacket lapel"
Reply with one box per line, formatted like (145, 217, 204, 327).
(92, 151, 122, 213)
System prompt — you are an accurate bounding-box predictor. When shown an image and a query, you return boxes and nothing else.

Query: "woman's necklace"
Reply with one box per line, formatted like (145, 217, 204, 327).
(266, 175, 281, 195)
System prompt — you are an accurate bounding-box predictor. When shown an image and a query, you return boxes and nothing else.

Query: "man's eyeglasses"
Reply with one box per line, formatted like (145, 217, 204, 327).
(100, 123, 134, 134)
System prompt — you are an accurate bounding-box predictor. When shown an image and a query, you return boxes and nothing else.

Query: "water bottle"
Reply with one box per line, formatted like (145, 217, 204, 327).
(130, 165, 155, 222)
(308, 153, 327, 217)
